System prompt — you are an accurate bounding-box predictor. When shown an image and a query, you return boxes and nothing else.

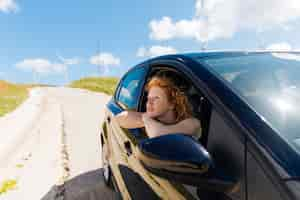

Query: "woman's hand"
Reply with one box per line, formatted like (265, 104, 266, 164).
(141, 112, 153, 123)
(142, 113, 162, 138)
(114, 111, 144, 128)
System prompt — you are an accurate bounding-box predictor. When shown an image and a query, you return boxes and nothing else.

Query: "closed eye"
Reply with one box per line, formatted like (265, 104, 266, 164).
(147, 96, 160, 101)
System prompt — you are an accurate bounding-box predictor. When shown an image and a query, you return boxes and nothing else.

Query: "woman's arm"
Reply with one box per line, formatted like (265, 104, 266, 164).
(114, 111, 145, 129)
(142, 114, 201, 138)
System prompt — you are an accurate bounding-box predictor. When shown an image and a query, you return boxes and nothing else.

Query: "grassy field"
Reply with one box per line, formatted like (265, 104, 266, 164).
(69, 77, 119, 95)
(0, 80, 29, 117)
(0, 179, 17, 195)
(0, 77, 119, 116)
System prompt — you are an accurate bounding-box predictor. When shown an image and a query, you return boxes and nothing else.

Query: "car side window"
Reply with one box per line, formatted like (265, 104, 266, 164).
(117, 66, 147, 110)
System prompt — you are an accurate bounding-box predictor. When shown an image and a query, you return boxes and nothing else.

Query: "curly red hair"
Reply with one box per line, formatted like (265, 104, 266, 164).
(146, 76, 192, 122)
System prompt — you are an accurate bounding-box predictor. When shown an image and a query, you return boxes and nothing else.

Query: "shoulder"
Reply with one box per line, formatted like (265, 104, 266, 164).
(180, 117, 201, 139)
(176, 117, 201, 134)
(180, 117, 200, 128)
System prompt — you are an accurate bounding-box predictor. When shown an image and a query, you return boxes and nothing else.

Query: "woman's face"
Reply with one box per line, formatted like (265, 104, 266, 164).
(146, 86, 174, 118)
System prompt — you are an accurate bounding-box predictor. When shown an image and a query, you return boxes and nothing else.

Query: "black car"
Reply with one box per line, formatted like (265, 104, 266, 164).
(100, 51, 300, 200)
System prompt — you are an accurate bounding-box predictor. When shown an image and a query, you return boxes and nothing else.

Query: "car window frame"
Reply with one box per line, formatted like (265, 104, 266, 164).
(148, 58, 250, 145)
(115, 63, 149, 110)
(142, 60, 213, 143)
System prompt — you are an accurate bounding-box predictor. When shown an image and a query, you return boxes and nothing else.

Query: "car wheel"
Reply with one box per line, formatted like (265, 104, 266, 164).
(102, 141, 114, 189)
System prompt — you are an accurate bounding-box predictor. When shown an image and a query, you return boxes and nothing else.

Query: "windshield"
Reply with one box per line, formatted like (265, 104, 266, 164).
(198, 53, 300, 154)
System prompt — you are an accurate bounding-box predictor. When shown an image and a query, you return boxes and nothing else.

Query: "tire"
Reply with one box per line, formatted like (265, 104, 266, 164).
(102, 141, 114, 189)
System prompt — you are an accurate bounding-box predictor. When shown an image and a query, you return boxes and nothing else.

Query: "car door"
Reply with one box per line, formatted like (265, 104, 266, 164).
(246, 136, 288, 200)
(105, 64, 149, 199)
(205, 107, 247, 200)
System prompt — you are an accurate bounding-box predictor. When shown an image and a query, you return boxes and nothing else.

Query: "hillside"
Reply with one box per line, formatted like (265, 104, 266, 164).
(69, 77, 119, 95)
(0, 80, 29, 117)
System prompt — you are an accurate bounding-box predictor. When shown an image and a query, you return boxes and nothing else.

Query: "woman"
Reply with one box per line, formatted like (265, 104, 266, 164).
(115, 75, 201, 138)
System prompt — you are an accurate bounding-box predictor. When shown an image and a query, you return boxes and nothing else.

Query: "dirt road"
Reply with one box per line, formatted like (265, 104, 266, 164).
(0, 87, 116, 200)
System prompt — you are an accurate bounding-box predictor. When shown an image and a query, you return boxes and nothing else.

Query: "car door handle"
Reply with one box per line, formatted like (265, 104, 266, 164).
(124, 141, 132, 156)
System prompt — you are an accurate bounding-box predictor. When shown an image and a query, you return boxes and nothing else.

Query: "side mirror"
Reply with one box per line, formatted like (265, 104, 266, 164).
(137, 134, 237, 194)
(137, 133, 213, 174)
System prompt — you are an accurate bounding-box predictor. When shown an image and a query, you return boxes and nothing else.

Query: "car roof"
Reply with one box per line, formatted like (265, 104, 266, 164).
(150, 50, 300, 61)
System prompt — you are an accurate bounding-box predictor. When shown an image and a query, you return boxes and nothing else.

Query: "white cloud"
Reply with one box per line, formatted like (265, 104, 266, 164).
(149, 17, 177, 41)
(0, 0, 19, 13)
(57, 56, 80, 65)
(149, 0, 300, 42)
(90, 53, 120, 66)
(266, 42, 292, 51)
(16, 58, 67, 74)
(137, 45, 177, 58)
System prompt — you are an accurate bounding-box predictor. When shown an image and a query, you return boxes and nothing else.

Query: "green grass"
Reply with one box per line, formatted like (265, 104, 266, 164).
(69, 77, 119, 95)
(0, 80, 29, 117)
(0, 179, 18, 195)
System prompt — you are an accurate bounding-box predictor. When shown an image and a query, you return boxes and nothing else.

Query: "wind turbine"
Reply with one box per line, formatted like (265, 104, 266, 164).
(199, 0, 209, 51)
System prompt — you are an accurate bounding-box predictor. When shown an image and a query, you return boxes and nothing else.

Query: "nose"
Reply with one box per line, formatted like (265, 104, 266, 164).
(146, 100, 152, 107)
(147, 97, 155, 105)
(147, 99, 155, 110)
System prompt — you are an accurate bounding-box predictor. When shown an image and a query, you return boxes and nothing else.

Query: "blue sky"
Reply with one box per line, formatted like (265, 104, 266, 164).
(0, 0, 300, 85)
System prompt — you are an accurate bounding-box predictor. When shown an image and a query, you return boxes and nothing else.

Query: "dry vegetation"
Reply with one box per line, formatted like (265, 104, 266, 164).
(69, 77, 119, 95)
(0, 80, 29, 117)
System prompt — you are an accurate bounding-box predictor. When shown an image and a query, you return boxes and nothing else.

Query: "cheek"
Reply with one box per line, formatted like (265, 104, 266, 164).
(160, 98, 172, 108)
(147, 100, 160, 112)
(153, 100, 170, 113)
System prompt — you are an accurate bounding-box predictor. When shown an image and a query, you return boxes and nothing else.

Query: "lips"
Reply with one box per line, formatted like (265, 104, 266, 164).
(147, 108, 154, 112)
(147, 105, 154, 112)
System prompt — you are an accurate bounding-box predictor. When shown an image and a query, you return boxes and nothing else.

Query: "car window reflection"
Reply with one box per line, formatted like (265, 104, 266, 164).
(200, 53, 300, 153)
